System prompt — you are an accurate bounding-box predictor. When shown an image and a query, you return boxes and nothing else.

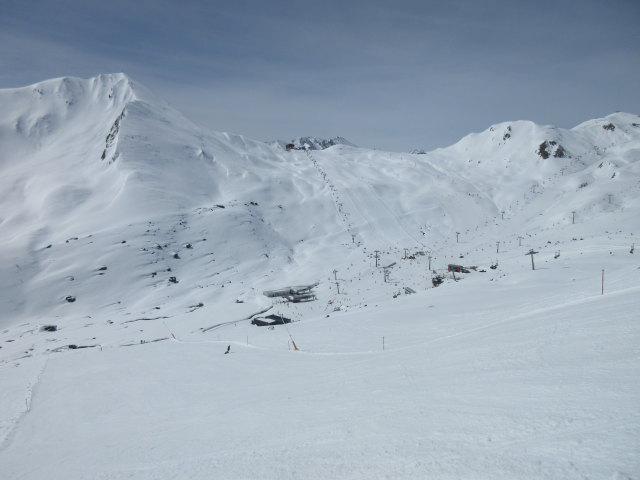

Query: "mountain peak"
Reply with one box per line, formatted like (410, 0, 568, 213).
(22, 73, 137, 104)
(272, 136, 357, 151)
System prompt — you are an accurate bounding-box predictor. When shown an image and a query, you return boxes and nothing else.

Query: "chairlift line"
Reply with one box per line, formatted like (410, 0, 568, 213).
(525, 249, 539, 270)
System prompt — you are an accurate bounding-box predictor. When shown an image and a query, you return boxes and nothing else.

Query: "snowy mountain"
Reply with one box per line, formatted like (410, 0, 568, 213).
(271, 135, 357, 150)
(0, 74, 638, 479)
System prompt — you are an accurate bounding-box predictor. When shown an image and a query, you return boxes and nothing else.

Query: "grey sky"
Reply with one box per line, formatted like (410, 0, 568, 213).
(1, 0, 638, 151)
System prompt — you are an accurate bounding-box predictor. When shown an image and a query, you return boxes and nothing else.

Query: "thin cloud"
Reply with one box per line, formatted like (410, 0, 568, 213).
(1, 0, 638, 151)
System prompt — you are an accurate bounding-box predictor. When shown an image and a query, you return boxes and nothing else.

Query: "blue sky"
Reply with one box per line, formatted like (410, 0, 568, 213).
(1, 0, 638, 151)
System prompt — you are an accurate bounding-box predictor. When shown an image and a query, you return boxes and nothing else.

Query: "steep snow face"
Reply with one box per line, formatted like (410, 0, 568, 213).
(0, 75, 295, 320)
(0, 74, 133, 226)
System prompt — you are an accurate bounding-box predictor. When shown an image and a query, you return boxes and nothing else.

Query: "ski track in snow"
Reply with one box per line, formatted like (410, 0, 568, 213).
(0, 355, 49, 453)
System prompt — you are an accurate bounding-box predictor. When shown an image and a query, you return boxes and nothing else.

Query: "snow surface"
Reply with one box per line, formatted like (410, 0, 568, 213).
(0, 74, 639, 479)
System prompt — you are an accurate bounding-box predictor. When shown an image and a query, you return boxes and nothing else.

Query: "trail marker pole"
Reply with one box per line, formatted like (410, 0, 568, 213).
(456, 232, 460, 243)
(496, 241, 500, 253)
(572, 211, 576, 224)
(283, 323, 299, 351)
(382, 336, 385, 351)
(601, 269, 604, 295)
(163, 321, 176, 340)
(428, 255, 432, 270)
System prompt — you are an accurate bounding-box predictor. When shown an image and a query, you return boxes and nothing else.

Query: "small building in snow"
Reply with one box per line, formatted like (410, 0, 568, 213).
(263, 282, 319, 302)
(447, 264, 470, 273)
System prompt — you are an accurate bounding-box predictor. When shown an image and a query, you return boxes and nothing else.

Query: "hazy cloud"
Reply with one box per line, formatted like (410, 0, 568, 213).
(1, 0, 638, 150)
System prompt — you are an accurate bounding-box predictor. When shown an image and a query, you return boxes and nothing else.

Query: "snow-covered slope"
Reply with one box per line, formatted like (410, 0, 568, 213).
(0, 74, 343, 322)
(0, 75, 638, 479)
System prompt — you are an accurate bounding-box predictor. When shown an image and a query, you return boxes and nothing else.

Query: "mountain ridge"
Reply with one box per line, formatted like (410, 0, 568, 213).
(0, 73, 638, 326)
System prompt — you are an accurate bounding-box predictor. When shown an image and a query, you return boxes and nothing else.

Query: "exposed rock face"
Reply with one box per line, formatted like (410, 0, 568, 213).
(537, 140, 567, 159)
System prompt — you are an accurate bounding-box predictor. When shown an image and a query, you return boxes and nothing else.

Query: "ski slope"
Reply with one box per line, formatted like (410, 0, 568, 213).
(0, 74, 638, 479)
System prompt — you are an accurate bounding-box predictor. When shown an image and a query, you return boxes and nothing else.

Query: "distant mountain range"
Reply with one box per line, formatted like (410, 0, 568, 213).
(270, 136, 357, 150)
(0, 73, 638, 326)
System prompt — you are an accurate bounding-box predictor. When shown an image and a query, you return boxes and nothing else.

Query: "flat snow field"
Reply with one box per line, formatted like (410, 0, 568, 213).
(1, 250, 638, 479)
